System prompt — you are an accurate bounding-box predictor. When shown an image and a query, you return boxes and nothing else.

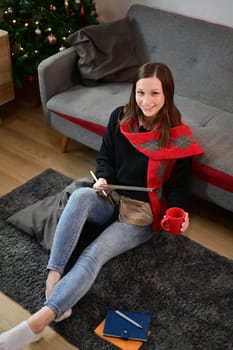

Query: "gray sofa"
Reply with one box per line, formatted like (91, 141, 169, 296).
(38, 4, 233, 213)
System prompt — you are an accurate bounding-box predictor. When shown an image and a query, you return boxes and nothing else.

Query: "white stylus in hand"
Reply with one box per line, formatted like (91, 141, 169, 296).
(90, 170, 108, 197)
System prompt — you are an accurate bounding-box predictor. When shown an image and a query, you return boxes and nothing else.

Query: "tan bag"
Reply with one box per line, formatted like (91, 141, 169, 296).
(118, 195, 153, 226)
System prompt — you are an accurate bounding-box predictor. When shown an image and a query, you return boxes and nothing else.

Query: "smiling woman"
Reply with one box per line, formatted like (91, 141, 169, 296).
(0, 68, 233, 349)
(0, 62, 205, 350)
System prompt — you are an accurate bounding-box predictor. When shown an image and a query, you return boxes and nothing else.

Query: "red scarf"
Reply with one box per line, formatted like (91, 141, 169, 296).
(120, 119, 204, 231)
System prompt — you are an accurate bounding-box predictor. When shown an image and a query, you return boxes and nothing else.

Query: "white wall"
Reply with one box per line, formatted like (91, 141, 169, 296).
(95, 0, 233, 28)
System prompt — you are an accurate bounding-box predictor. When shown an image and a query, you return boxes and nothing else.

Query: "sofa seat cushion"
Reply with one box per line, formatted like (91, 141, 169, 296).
(47, 86, 233, 193)
(47, 82, 131, 131)
(176, 95, 233, 192)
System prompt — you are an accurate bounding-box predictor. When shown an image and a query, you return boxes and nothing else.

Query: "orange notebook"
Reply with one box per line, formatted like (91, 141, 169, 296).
(94, 318, 150, 350)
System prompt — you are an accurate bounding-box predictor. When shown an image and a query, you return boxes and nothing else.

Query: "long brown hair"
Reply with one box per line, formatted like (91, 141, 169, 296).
(121, 62, 182, 147)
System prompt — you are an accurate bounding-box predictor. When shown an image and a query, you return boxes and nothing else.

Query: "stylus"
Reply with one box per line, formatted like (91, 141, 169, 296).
(90, 170, 108, 197)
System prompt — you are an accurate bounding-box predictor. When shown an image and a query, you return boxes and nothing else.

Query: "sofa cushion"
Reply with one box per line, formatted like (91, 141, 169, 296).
(66, 18, 141, 85)
(176, 95, 233, 192)
(47, 82, 131, 127)
(7, 178, 91, 251)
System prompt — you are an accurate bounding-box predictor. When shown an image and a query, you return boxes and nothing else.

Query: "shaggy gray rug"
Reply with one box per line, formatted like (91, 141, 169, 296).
(0, 169, 233, 350)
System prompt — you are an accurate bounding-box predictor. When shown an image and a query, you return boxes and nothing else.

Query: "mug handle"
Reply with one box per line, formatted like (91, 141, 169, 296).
(161, 216, 170, 231)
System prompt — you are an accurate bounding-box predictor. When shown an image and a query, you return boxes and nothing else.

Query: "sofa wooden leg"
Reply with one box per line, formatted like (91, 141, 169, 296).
(61, 135, 69, 153)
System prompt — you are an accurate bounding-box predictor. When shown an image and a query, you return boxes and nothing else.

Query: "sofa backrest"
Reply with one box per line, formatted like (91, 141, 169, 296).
(127, 4, 233, 114)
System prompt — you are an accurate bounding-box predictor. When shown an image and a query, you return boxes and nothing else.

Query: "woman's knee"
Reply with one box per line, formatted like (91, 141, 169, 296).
(68, 187, 96, 206)
(68, 187, 115, 225)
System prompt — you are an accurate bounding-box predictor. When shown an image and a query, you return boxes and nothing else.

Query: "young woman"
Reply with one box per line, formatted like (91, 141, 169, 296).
(0, 62, 203, 350)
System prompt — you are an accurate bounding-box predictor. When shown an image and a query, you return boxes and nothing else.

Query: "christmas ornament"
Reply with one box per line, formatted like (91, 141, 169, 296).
(80, 6, 85, 16)
(35, 27, 42, 35)
(28, 75, 34, 82)
(13, 43, 24, 52)
(49, 4, 56, 12)
(79, 5, 85, 24)
(47, 33, 57, 44)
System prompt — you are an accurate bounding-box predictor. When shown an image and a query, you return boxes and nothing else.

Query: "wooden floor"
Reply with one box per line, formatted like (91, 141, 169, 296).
(0, 293, 78, 350)
(0, 83, 233, 349)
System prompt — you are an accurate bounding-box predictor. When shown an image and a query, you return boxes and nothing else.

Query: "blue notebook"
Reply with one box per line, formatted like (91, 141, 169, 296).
(103, 309, 151, 342)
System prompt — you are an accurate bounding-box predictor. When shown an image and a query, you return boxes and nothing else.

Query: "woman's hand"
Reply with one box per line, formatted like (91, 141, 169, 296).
(93, 177, 111, 196)
(181, 211, 190, 233)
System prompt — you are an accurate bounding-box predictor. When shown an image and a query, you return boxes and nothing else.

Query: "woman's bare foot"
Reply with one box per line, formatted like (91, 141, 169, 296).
(45, 270, 62, 298)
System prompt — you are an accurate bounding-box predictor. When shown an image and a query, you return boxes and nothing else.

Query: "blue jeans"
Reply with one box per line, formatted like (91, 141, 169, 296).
(45, 187, 153, 318)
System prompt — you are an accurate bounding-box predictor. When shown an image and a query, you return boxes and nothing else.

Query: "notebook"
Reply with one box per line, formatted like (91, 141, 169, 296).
(94, 318, 150, 350)
(103, 309, 151, 342)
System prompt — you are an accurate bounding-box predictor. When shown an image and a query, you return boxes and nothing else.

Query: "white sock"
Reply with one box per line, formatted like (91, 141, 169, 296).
(0, 321, 43, 350)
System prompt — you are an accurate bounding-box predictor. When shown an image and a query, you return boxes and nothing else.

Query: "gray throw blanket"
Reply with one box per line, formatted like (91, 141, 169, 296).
(66, 17, 140, 85)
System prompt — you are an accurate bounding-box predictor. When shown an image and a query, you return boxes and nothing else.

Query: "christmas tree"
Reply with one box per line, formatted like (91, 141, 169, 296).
(0, 0, 99, 88)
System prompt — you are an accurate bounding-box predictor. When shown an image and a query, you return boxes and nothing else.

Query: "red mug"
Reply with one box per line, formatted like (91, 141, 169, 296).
(161, 207, 186, 234)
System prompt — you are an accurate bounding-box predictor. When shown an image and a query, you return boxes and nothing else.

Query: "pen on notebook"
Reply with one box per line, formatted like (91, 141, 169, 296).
(115, 310, 143, 329)
(90, 170, 108, 197)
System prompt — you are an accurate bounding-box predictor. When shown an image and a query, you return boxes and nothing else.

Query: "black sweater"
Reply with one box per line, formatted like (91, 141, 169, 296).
(95, 106, 192, 210)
